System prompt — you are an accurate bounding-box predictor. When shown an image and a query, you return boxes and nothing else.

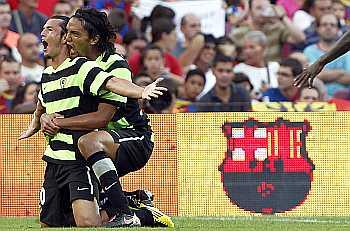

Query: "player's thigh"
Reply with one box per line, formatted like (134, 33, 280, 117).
(40, 163, 69, 227)
(72, 198, 101, 227)
(114, 129, 154, 177)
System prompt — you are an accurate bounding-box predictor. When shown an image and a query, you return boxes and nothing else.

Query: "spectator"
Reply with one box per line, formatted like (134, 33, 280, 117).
(263, 58, 303, 102)
(133, 72, 152, 87)
(298, 86, 321, 102)
(277, 0, 303, 19)
(198, 55, 251, 112)
(52, 1, 73, 17)
(234, 31, 279, 99)
(17, 33, 43, 83)
(11, 81, 38, 113)
(122, 30, 147, 59)
(230, 0, 305, 61)
(216, 36, 237, 60)
(178, 69, 206, 102)
(173, 13, 204, 69)
(193, 34, 217, 99)
(232, 72, 254, 99)
(293, 0, 332, 51)
(10, 0, 47, 38)
(333, 0, 348, 28)
(0, 56, 23, 112)
(303, 13, 350, 96)
(0, 43, 11, 60)
(108, 8, 128, 41)
(289, 51, 309, 68)
(128, 18, 182, 76)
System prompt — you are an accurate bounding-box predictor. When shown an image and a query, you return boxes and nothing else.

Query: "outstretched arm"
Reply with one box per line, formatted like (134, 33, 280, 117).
(104, 78, 167, 100)
(295, 31, 350, 87)
(19, 100, 45, 140)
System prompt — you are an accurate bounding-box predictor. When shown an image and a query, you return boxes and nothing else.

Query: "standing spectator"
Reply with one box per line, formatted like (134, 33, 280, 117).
(0, 56, 23, 112)
(128, 18, 182, 76)
(198, 55, 251, 112)
(52, 1, 74, 17)
(10, 0, 47, 38)
(234, 31, 279, 98)
(303, 13, 350, 96)
(230, 0, 305, 62)
(263, 58, 303, 102)
(17, 33, 43, 83)
(173, 13, 204, 69)
(122, 30, 147, 59)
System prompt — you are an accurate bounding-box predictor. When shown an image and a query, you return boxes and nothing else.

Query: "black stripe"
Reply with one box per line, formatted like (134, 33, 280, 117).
(50, 140, 76, 152)
(83, 67, 103, 95)
(42, 86, 81, 103)
(97, 98, 123, 108)
(41, 58, 86, 83)
(105, 60, 130, 73)
(101, 53, 111, 62)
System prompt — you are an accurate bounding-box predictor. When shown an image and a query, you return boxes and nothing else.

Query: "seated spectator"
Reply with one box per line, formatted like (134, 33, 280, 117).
(0, 43, 12, 60)
(52, 1, 73, 17)
(304, 13, 350, 96)
(17, 33, 43, 83)
(0, 56, 23, 112)
(263, 58, 302, 102)
(133, 72, 153, 87)
(128, 18, 182, 77)
(215, 36, 237, 61)
(177, 69, 205, 102)
(333, 0, 348, 28)
(10, 0, 47, 38)
(197, 55, 251, 112)
(122, 30, 147, 59)
(234, 31, 279, 99)
(11, 81, 39, 113)
(298, 86, 321, 102)
(289, 51, 309, 68)
(232, 72, 254, 99)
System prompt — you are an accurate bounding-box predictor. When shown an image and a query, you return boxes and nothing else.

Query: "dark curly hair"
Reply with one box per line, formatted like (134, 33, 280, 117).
(72, 7, 116, 55)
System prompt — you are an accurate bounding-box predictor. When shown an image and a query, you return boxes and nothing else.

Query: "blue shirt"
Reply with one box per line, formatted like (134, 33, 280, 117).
(263, 88, 290, 102)
(304, 44, 350, 96)
(89, 0, 125, 9)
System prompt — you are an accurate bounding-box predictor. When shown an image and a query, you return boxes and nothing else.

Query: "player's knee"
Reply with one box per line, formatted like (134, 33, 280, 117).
(78, 133, 103, 157)
(75, 215, 101, 227)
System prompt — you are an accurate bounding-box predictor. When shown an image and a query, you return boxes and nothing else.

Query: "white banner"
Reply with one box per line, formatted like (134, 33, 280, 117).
(132, 0, 226, 38)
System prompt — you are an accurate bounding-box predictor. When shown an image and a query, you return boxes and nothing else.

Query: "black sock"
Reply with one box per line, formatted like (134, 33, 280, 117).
(87, 151, 132, 216)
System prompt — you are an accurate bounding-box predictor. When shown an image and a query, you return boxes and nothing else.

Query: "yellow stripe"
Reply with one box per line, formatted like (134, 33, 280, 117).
(44, 146, 76, 161)
(51, 133, 73, 145)
(44, 96, 80, 114)
(110, 68, 132, 81)
(90, 71, 113, 96)
(41, 74, 81, 93)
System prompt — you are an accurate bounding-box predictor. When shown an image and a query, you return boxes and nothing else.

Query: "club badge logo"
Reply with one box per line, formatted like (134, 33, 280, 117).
(220, 118, 314, 214)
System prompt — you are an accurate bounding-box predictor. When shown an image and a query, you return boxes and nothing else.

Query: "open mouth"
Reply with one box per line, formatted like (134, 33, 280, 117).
(42, 40, 48, 51)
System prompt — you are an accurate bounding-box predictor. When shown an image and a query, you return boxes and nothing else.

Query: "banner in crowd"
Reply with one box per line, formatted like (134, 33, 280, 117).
(132, 0, 226, 38)
(1, 113, 350, 217)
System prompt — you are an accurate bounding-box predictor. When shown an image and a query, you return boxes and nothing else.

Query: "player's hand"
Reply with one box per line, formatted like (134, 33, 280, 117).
(141, 78, 168, 100)
(40, 113, 62, 136)
(19, 126, 40, 140)
(294, 61, 324, 88)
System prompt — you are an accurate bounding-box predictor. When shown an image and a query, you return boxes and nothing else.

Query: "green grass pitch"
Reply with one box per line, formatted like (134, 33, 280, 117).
(1, 216, 350, 231)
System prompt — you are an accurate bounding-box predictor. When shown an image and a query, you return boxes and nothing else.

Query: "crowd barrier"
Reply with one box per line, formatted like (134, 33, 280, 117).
(1, 113, 350, 217)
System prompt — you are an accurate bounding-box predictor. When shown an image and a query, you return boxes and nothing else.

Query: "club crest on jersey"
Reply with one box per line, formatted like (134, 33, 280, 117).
(219, 118, 314, 214)
(60, 78, 67, 89)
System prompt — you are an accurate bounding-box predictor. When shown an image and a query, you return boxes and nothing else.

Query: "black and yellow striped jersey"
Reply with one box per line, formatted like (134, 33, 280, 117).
(39, 57, 126, 164)
(96, 53, 150, 131)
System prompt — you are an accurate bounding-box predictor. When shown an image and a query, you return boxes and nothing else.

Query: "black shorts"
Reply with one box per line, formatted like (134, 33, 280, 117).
(106, 127, 154, 177)
(39, 162, 98, 227)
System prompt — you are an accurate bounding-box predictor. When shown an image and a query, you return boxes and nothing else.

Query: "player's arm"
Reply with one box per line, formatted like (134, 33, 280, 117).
(19, 100, 46, 140)
(51, 103, 117, 130)
(295, 31, 350, 87)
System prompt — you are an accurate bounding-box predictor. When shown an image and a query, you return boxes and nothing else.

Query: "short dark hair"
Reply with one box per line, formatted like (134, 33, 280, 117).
(72, 7, 116, 54)
(151, 18, 176, 43)
(123, 30, 147, 45)
(279, 58, 303, 77)
(212, 54, 233, 67)
(0, 56, 19, 70)
(316, 13, 341, 29)
(49, 15, 70, 36)
(185, 69, 206, 84)
(140, 44, 163, 67)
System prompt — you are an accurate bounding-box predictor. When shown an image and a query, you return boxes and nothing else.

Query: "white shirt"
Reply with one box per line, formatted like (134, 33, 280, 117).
(234, 62, 279, 95)
(292, 10, 315, 31)
(21, 64, 44, 83)
(197, 69, 216, 99)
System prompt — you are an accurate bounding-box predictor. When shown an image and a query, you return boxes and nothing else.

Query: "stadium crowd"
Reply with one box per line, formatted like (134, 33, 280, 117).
(1, 0, 350, 114)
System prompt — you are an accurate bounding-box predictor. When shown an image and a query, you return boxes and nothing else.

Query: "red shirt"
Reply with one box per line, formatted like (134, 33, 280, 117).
(7, 0, 58, 16)
(128, 51, 183, 77)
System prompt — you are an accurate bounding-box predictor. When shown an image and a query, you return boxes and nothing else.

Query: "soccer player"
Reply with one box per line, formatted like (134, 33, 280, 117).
(295, 30, 350, 88)
(40, 9, 173, 228)
(20, 15, 165, 227)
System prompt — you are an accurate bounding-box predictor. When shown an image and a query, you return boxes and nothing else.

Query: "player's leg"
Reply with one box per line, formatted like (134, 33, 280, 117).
(65, 164, 101, 227)
(40, 163, 71, 227)
(77, 130, 140, 227)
